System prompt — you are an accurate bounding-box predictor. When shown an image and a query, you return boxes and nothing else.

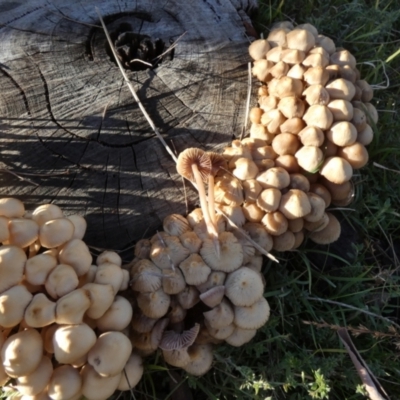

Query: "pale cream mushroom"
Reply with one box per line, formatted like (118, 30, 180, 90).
(131, 259, 162, 293)
(58, 239, 92, 276)
(0, 245, 26, 293)
(0, 216, 9, 243)
(302, 105, 333, 130)
(203, 299, 234, 329)
(94, 262, 123, 295)
(1, 329, 43, 377)
(248, 39, 271, 60)
(351, 108, 367, 132)
(0, 198, 25, 218)
(39, 218, 75, 248)
(179, 231, 202, 254)
(162, 267, 186, 295)
(269, 76, 303, 98)
(303, 66, 329, 86)
(88, 331, 132, 377)
(78, 264, 98, 287)
(309, 212, 341, 244)
(256, 167, 290, 190)
(182, 344, 214, 376)
(279, 189, 311, 219)
(242, 202, 264, 223)
(303, 52, 329, 68)
(330, 49, 357, 69)
(45, 264, 79, 299)
(96, 296, 133, 332)
(242, 180, 263, 203)
(233, 296, 270, 329)
(232, 158, 259, 180)
(280, 117, 306, 134)
(281, 48, 305, 64)
(258, 95, 278, 114)
(213, 176, 244, 206)
(81, 364, 121, 400)
(199, 286, 225, 308)
(295, 146, 324, 173)
(53, 323, 96, 364)
(96, 251, 122, 267)
(302, 84, 330, 106)
(67, 214, 87, 240)
(267, 28, 288, 47)
(55, 288, 91, 325)
(136, 289, 170, 319)
(179, 253, 211, 286)
(337, 142, 369, 169)
(320, 157, 353, 184)
(357, 124, 374, 146)
(0, 285, 33, 328)
(273, 231, 296, 251)
(24, 293, 56, 328)
(286, 29, 315, 52)
(225, 267, 264, 307)
(266, 46, 284, 63)
(47, 365, 82, 400)
(327, 99, 354, 121)
(32, 204, 64, 226)
(249, 107, 264, 124)
(15, 356, 53, 397)
(327, 121, 357, 146)
(326, 78, 356, 101)
(117, 353, 143, 391)
(163, 214, 191, 236)
(287, 63, 307, 80)
(252, 59, 273, 82)
(205, 321, 235, 340)
(261, 211, 288, 236)
(225, 326, 257, 347)
(304, 193, 326, 223)
(220, 205, 246, 230)
(257, 188, 281, 213)
(176, 285, 200, 309)
(25, 253, 57, 286)
(316, 34, 336, 54)
(260, 109, 286, 134)
(8, 218, 39, 248)
(270, 61, 290, 79)
(196, 271, 226, 293)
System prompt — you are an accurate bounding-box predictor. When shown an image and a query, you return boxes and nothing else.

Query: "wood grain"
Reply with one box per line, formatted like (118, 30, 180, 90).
(0, 0, 257, 253)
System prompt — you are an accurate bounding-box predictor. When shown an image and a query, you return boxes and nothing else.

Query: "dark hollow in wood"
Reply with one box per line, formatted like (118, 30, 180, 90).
(0, 0, 257, 254)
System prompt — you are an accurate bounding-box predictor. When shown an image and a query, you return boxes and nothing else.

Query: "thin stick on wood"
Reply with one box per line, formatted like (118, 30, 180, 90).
(95, 7, 178, 164)
(152, 32, 187, 63)
(0, 169, 38, 186)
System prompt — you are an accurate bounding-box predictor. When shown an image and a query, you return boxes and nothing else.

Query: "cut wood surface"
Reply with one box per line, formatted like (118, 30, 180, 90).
(0, 0, 257, 253)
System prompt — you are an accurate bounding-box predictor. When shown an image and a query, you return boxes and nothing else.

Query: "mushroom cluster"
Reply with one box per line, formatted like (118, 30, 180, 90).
(129, 211, 270, 375)
(0, 198, 142, 400)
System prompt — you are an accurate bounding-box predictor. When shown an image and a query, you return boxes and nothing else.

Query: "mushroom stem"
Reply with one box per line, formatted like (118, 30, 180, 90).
(191, 164, 220, 257)
(208, 176, 216, 226)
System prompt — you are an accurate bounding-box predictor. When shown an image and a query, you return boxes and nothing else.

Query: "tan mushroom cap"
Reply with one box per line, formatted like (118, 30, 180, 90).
(267, 28, 288, 47)
(302, 104, 333, 130)
(295, 146, 324, 173)
(179, 253, 211, 286)
(316, 34, 336, 54)
(220, 205, 246, 230)
(288, 218, 304, 233)
(0, 198, 25, 218)
(58, 239, 92, 277)
(163, 214, 191, 236)
(326, 78, 356, 102)
(94, 263, 123, 295)
(131, 309, 158, 333)
(289, 173, 310, 192)
(232, 158, 259, 180)
(45, 264, 79, 299)
(234, 297, 270, 329)
(213, 176, 244, 206)
(88, 331, 132, 378)
(304, 193, 326, 222)
(261, 211, 288, 236)
(330, 49, 356, 68)
(179, 231, 202, 254)
(287, 63, 307, 80)
(196, 271, 226, 293)
(270, 61, 290, 79)
(327, 121, 357, 147)
(242, 202, 264, 223)
(15, 355, 53, 397)
(309, 212, 341, 244)
(96, 296, 133, 332)
(150, 234, 190, 270)
(328, 99, 354, 121)
(182, 344, 214, 376)
(200, 231, 243, 273)
(39, 218, 75, 249)
(252, 59, 273, 82)
(225, 326, 257, 347)
(205, 321, 235, 340)
(53, 323, 96, 364)
(0, 285, 33, 328)
(256, 167, 290, 190)
(225, 267, 264, 307)
(1, 329, 43, 378)
(281, 48, 306, 64)
(203, 298, 234, 329)
(177, 285, 200, 309)
(337, 142, 369, 169)
(199, 285, 225, 308)
(96, 251, 122, 267)
(0, 216, 9, 243)
(302, 84, 330, 106)
(304, 212, 330, 233)
(279, 189, 311, 219)
(67, 214, 87, 240)
(25, 253, 57, 286)
(55, 288, 91, 325)
(81, 364, 121, 400)
(31, 204, 63, 226)
(134, 239, 151, 259)
(0, 245, 26, 294)
(303, 66, 329, 86)
(137, 289, 170, 319)
(351, 107, 367, 132)
(24, 293, 56, 328)
(8, 218, 39, 248)
(117, 353, 144, 391)
(286, 28, 315, 52)
(272, 133, 301, 156)
(320, 157, 353, 184)
(273, 231, 296, 251)
(256, 187, 282, 213)
(168, 301, 187, 324)
(249, 39, 271, 60)
(162, 348, 191, 368)
(47, 365, 82, 400)
(131, 259, 162, 293)
(309, 184, 332, 208)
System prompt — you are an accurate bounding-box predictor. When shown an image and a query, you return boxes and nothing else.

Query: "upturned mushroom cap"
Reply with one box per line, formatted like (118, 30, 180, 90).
(178, 253, 211, 286)
(67, 214, 87, 240)
(279, 189, 311, 220)
(286, 29, 315, 52)
(176, 285, 200, 309)
(53, 323, 96, 364)
(255, 188, 280, 213)
(0, 246, 26, 293)
(8, 218, 39, 248)
(88, 331, 132, 377)
(203, 298, 234, 329)
(131, 259, 162, 293)
(24, 293, 56, 328)
(196, 271, 226, 293)
(320, 157, 353, 184)
(117, 353, 143, 391)
(31, 204, 63, 226)
(0, 198, 25, 218)
(45, 264, 79, 299)
(177, 148, 212, 182)
(309, 212, 341, 244)
(248, 39, 271, 60)
(200, 231, 243, 273)
(0, 285, 33, 328)
(328, 99, 354, 121)
(159, 324, 200, 351)
(1, 329, 43, 377)
(96, 251, 122, 267)
(55, 288, 91, 325)
(15, 355, 53, 397)
(25, 253, 57, 286)
(302, 104, 333, 130)
(47, 365, 82, 400)
(225, 326, 257, 347)
(96, 296, 133, 332)
(58, 239, 92, 276)
(182, 344, 214, 376)
(225, 267, 264, 307)
(234, 296, 270, 329)
(163, 214, 191, 237)
(337, 142, 369, 169)
(273, 231, 296, 251)
(137, 289, 170, 319)
(295, 146, 324, 173)
(199, 286, 225, 308)
(81, 364, 121, 400)
(94, 263, 123, 295)
(39, 218, 75, 249)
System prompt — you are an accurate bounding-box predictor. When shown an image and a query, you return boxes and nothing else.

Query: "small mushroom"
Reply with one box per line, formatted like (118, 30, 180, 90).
(159, 323, 200, 351)
(163, 214, 191, 236)
(31, 204, 63, 226)
(96, 251, 122, 267)
(225, 326, 257, 347)
(176, 285, 200, 309)
(182, 344, 214, 376)
(261, 211, 288, 236)
(295, 146, 324, 173)
(94, 262, 123, 295)
(337, 142, 369, 169)
(179, 253, 211, 285)
(8, 218, 39, 248)
(203, 298, 234, 329)
(131, 259, 162, 293)
(233, 296, 270, 329)
(326, 121, 357, 146)
(279, 189, 311, 219)
(55, 288, 91, 325)
(328, 99, 354, 121)
(248, 39, 271, 60)
(273, 231, 296, 251)
(320, 157, 353, 184)
(24, 293, 56, 327)
(309, 212, 341, 244)
(81, 364, 121, 400)
(302, 104, 333, 130)
(67, 214, 87, 240)
(286, 29, 315, 52)
(25, 253, 57, 286)
(45, 264, 79, 299)
(96, 295, 133, 332)
(47, 365, 82, 400)
(0, 198, 25, 218)
(0, 285, 33, 328)
(39, 218, 75, 248)
(137, 289, 170, 319)
(117, 353, 143, 391)
(162, 267, 186, 295)
(58, 239, 92, 276)
(325, 78, 356, 101)
(199, 286, 225, 308)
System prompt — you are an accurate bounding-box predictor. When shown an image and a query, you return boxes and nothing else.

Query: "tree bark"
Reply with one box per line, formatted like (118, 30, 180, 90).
(0, 0, 257, 252)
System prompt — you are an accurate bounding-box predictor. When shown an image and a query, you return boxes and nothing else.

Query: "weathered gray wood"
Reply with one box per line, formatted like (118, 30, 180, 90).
(0, 0, 256, 252)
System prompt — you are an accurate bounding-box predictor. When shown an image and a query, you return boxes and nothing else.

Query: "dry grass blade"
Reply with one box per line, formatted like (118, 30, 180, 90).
(240, 62, 252, 140)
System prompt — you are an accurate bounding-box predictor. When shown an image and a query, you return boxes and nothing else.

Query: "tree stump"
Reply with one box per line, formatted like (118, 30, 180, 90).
(0, 0, 257, 252)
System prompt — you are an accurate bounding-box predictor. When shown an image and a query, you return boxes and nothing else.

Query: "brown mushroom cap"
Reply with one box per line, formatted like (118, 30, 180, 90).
(137, 289, 170, 319)
(131, 259, 162, 293)
(261, 211, 288, 236)
(279, 189, 311, 219)
(225, 267, 264, 307)
(233, 297, 270, 329)
(309, 212, 341, 244)
(179, 253, 211, 286)
(320, 157, 353, 184)
(182, 344, 214, 376)
(302, 104, 333, 130)
(273, 231, 296, 251)
(242, 202, 265, 223)
(337, 142, 369, 169)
